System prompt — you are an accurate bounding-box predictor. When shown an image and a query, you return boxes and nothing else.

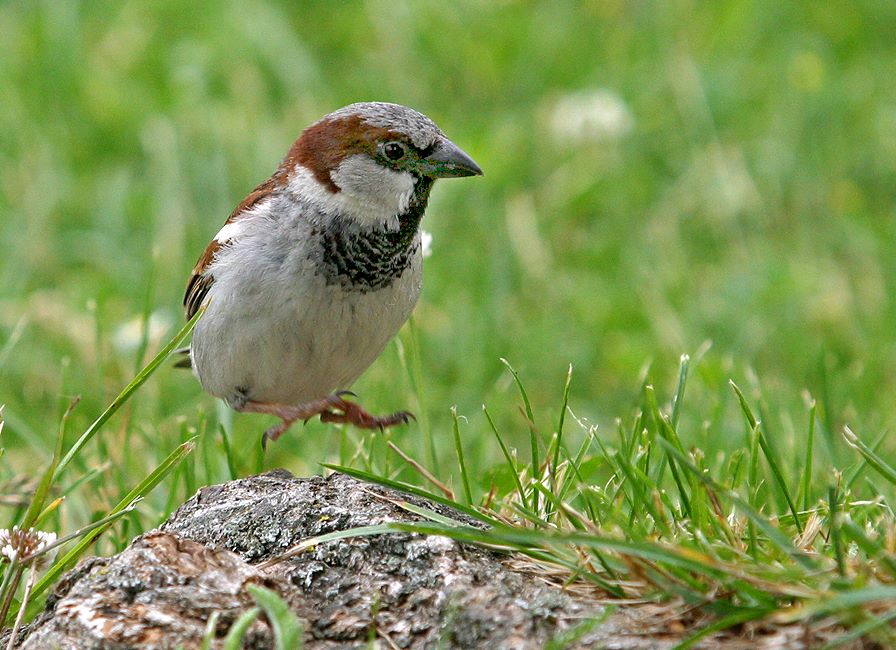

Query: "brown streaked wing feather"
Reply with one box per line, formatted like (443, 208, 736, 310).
(184, 245, 219, 320)
(183, 178, 278, 319)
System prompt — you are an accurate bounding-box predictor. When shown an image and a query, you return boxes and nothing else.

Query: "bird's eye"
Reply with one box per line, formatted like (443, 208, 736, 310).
(383, 142, 406, 161)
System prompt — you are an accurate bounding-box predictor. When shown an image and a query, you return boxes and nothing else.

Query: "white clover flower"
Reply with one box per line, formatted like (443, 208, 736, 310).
(0, 526, 58, 569)
(113, 310, 175, 353)
(549, 89, 634, 143)
(420, 229, 433, 259)
(0, 527, 15, 563)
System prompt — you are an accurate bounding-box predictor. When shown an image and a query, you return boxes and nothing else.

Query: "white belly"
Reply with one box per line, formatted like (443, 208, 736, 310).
(191, 241, 422, 407)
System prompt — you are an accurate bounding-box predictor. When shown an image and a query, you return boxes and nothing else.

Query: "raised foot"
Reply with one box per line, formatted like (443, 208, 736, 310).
(320, 396, 415, 430)
(239, 394, 414, 449)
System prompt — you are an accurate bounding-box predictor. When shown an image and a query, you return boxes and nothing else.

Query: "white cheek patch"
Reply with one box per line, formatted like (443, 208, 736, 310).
(288, 157, 415, 228)
(333, 155, 416, 215)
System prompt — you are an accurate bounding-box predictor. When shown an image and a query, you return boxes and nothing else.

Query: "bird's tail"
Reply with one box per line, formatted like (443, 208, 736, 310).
(172, 346, 192, 369)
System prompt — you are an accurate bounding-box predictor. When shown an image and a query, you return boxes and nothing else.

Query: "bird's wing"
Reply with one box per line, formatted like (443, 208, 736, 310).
(183, 178, 277, 319)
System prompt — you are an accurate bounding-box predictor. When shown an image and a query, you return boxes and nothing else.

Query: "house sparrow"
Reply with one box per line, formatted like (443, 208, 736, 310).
(184, 102, 482, 444)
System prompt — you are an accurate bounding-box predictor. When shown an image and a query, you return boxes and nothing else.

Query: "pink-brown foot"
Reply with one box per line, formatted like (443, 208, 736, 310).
(238, 395, 345, 448)
(238, 394, 413, 449)
(320, 395, 415, 431)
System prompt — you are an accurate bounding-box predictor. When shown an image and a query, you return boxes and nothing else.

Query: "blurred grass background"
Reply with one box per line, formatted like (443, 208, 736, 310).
(1, 0, 896, 529)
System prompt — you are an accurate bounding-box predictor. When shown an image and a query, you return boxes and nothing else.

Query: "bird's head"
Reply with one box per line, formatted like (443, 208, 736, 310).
(281, 102, 482, 226)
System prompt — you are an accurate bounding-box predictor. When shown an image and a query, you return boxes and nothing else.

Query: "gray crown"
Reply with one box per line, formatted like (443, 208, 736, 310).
(324, 102, 444, 150)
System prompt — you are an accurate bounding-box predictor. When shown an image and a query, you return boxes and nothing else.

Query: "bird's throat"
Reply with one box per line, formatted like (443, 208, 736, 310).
(317, 177, 433, 292)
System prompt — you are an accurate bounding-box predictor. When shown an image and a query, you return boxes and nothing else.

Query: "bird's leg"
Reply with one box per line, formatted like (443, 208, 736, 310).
(238, 395, 345, 447)
(319, 393, 415, 430)
(239, 393, 414, 448)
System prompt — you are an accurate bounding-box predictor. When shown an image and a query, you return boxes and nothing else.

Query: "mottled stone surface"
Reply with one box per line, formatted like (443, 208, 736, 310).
(6, 471, 859, 649)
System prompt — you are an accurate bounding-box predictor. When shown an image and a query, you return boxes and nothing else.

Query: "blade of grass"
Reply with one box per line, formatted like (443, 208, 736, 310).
(820, 608, 896, 650)
(670, 354, 690, 428)
(259, 524, 397, 568)
(790, 585, 896, 618)
(387, 441, 452, 498)
(842, 426, 896, 486)
(301, 506, 625, 597)
(321, 464, 501, 527)
(531, 484, 586, 531)
(800, 398, 817, 512)
(612, 450, 671, 537)
(671, 607, 773, 650)
(398, 317, 437, 469)
(0, 566, 23, 634)
(558, 417, 599, 505)
(656, 414, 692, 520)
(482, 405, 528, 508)
(133, 247, 158, 374)
(32, 496, 64, 529)
(746, 422, 761, 559)
(247, 584, 302, 650)
(387, 520, 793, 587)
(730, 381, 802, 535)
(500, 359, 539, 510)
(500, 358, 537, 446)
(550, 364, 573, 493)
(19, 396, 77, 530)
(23, 501, 142, 566)
(643, 382, 692, 520)
(828, 486, 845, 577)
(388, 500, 471, 527)
(0, 316, 26, 371)
(450, 407, 473, 505)
(0, 397, 79, 628)
(219, 423, 238, 481)
(31, 438, 196, 601)
(223, 607, 261, 650)
(60, 463, 108, 499)
(55, 309, 203, 480)
(839, 516, 896, 577)
(642, 385, 666, 472)
(655, 437, 817, 570)
(5, 565, 36, 650)
(200, 611, 221, 650)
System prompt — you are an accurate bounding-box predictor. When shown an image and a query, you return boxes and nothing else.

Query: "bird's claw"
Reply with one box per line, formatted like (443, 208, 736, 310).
(254, 393, 411, 451)
(320, 397, 414, 430)
(261, 421, 290, 449)
(394, 411, 415, 424)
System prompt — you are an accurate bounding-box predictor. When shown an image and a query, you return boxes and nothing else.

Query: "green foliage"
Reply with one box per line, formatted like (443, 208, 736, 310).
(1, 0, 896, 643)
(0, 324, 197, 632)
(222, 607, 261, 650)
(325, 360, 896, 643)
(246, 584, 303, 650)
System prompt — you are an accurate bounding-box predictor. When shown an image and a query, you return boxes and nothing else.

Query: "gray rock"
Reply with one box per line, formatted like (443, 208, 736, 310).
(6, 471, 855, 649)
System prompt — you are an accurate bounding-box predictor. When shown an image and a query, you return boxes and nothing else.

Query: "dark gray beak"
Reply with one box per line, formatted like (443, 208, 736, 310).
(421, 138, 483, 178)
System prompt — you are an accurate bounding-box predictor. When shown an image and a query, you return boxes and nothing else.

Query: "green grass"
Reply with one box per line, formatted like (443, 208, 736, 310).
(1, 0, 896, 643)
(333, 358, 896, 646)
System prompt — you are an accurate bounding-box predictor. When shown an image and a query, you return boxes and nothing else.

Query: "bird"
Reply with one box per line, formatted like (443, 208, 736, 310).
(183, 102, 482, 445)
